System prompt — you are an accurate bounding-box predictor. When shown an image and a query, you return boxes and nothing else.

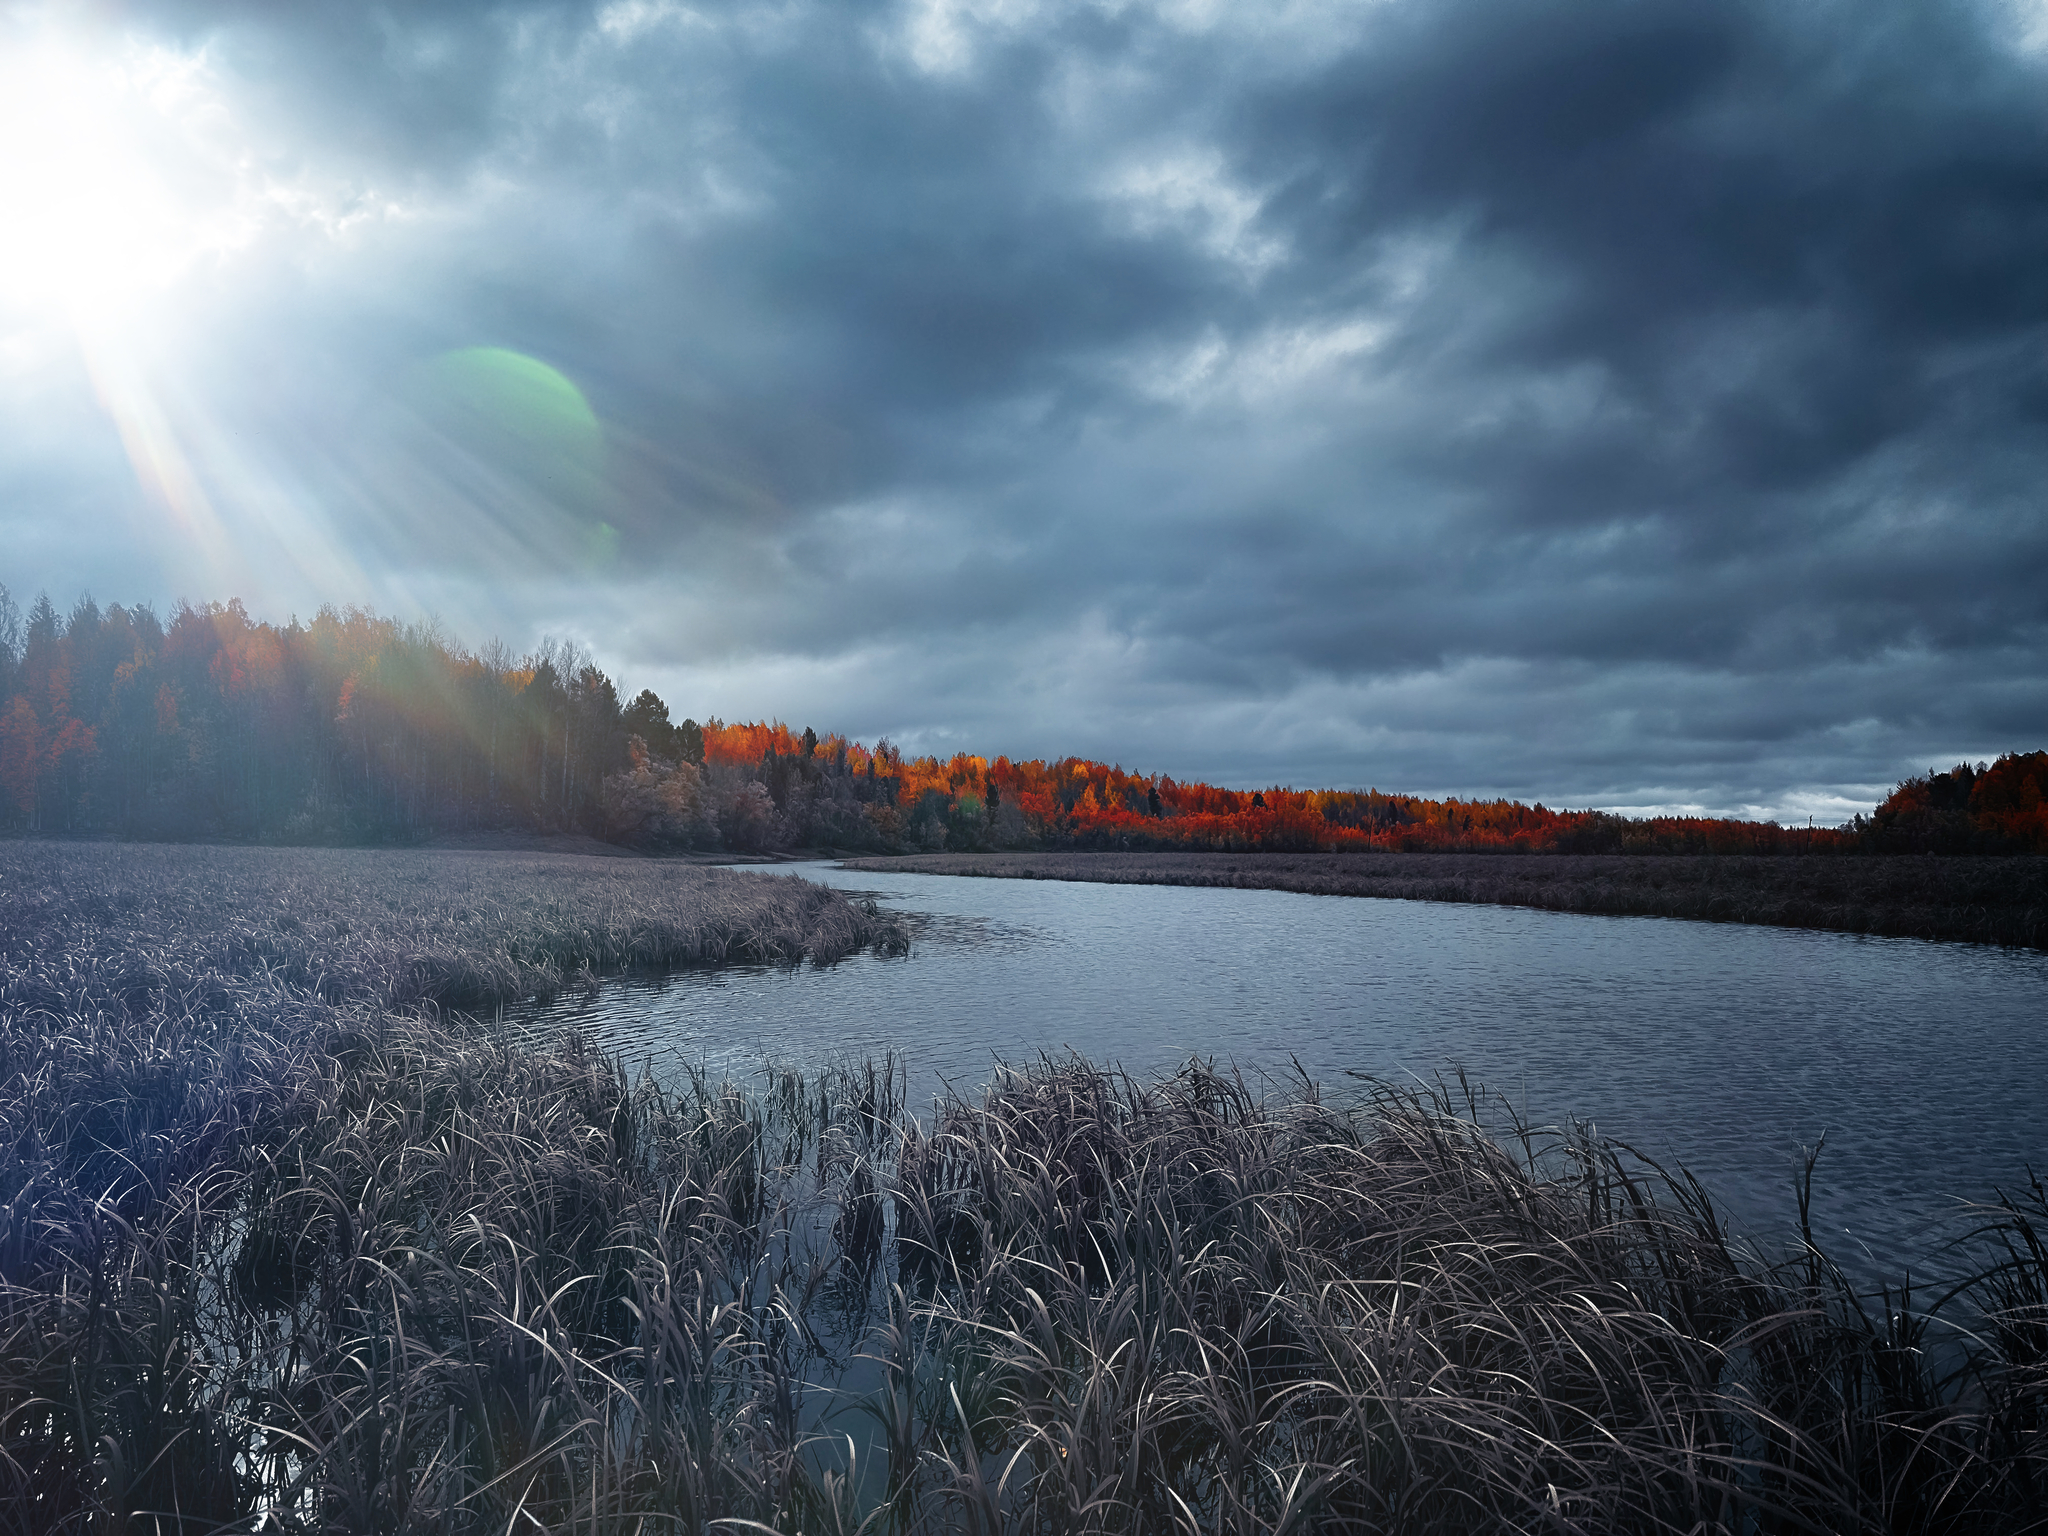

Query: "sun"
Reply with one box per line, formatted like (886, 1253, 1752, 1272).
(0, 23, 256, 323)
(0, 15, 353, 587)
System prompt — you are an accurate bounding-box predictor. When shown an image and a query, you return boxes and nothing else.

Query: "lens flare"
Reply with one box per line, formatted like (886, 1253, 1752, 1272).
(369, 347, 618, 571)
(420, 347, 605, 468)
(0, 18, 618, 601)
(0, 17, 253, 584)
(0, 15, 394, 600)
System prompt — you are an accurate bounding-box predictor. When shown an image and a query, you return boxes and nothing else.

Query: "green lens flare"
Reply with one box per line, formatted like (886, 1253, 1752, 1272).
(404, 347, 615, 563)
(423, 347, 603, 462)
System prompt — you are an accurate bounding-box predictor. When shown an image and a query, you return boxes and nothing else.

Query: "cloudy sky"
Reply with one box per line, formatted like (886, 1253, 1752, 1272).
(2, 0, 2043, 819)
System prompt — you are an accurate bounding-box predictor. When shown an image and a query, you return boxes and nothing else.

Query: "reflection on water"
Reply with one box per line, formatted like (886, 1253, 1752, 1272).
(520, 861, 2048, 1276)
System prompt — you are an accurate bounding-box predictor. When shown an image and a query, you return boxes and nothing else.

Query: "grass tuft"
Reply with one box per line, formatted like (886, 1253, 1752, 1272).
(1, 845, 2042, 1532)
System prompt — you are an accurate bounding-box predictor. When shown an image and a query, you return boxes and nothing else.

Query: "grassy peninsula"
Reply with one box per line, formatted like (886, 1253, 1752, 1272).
(4, 843, 2046, 1533)
(841, 850, 2048, 948)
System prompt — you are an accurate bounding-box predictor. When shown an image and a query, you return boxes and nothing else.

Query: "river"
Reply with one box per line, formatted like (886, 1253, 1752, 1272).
(525, 860, 2048, 1277)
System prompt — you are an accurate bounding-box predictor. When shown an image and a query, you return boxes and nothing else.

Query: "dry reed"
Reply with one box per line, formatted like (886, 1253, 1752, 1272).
(2, 845, 2043, 1533)
(877, 1061, 2047, 1533)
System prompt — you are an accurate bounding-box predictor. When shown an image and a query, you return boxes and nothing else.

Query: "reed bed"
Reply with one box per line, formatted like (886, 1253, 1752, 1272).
(0, 842, 907, 1273)
(2, 845, 2044, 1532)
(843, 851, 2048, 948)
(4, 1034, 2043, 1534)
(0, 842, 908, 1533)
(2, 843, 910, 1020)
(876, 1062, 2048, 1534)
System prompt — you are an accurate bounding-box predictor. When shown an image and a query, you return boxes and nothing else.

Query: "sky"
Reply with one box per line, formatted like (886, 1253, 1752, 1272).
(1, 0, 2043, 821)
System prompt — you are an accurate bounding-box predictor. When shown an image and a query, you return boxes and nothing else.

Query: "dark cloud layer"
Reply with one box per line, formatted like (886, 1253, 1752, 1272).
(4, 0, 2043, 817)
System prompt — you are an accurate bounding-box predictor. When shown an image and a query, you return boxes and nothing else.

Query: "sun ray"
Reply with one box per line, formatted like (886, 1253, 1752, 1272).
(0, 10, 395, 603)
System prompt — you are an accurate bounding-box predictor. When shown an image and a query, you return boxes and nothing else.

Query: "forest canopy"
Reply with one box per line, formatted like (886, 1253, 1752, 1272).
(0, 586, 2039, 856)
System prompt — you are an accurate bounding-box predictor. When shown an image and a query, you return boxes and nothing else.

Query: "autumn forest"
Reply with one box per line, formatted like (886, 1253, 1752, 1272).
(2, 587, 2042, 857)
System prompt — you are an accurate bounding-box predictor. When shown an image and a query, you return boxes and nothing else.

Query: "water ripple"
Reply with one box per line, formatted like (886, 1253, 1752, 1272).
(520, 861, 2048, 1279)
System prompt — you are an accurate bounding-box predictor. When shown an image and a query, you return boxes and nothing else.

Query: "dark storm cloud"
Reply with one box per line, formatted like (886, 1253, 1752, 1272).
(1231, 0, 2048, 578)
(13, 0, 2045, 815)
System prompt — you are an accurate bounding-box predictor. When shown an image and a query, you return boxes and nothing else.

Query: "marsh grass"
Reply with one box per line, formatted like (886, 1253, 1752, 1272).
(6, 1042, 2046, 1534)
(0, 844, 909, 1533)
(2, 845, 2043, 1532)
(2, 844, 909, 1017)
(876, 1062, 2048, 1533)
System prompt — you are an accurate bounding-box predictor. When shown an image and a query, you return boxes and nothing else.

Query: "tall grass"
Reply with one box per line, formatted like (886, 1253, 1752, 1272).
(5, 1040, 2045, 1532)
(0, 1011, 845, 1534)
(0, 843, 906, 1273)
(2, 845, 2043, 1531)
(2, 844, 909, 1017)
(0, 843, 909, 1534)
(876, 1062, 2047, 1533)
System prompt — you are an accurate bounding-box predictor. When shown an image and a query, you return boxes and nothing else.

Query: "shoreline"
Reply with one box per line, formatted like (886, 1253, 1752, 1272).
(839, 848, 2048, 948)
(5, 842, 2044, 1530)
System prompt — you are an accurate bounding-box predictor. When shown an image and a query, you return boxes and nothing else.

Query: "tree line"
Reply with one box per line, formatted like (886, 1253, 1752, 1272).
(0, 586, 2040, 854)
(1851, 755, 2048, 855)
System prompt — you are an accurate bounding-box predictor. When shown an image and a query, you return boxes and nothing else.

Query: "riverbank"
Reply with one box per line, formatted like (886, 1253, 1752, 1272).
(840, 849, 2048, 947)
(0, 841, 909, 1009)
(5, 844, 2045, 1532)
(0, 843, 914, 1531)
(6, 1027, 2045, 1532)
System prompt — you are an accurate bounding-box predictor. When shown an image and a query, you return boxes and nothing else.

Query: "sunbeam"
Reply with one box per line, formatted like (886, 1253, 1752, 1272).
(0, 10, 390, 598)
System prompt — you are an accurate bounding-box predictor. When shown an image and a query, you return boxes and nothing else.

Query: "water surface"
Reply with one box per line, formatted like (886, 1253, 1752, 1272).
(528, 862, 2048, 1275)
